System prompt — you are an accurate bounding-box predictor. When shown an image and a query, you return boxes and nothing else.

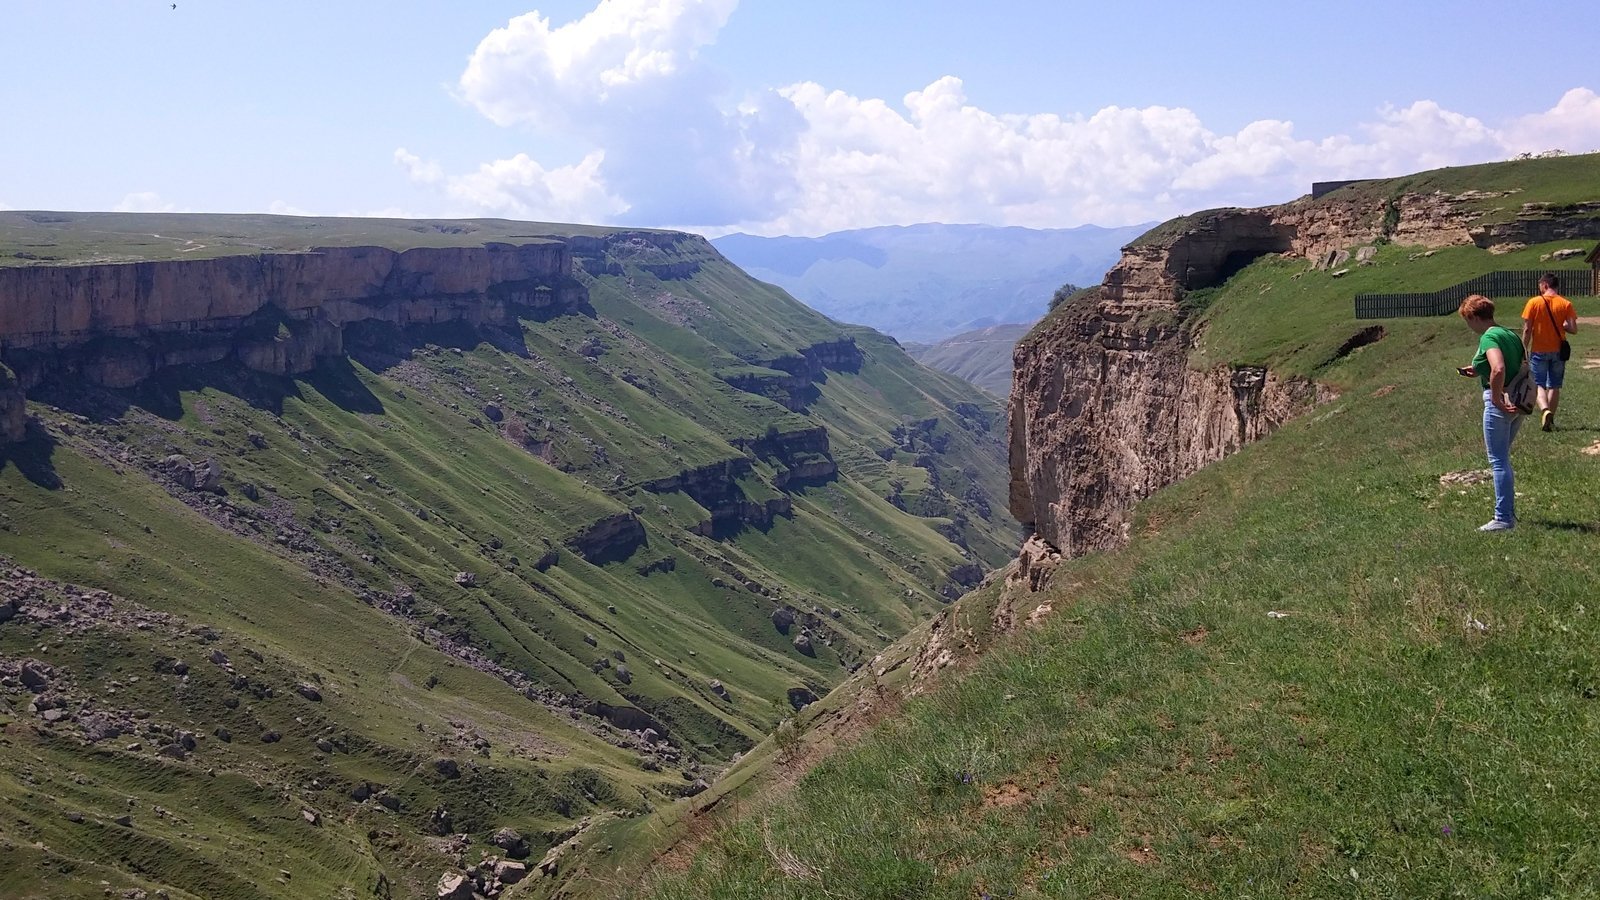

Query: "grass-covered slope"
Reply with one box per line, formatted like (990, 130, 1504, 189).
(907, 323, 1031, 397)
(646, 231, 1600, 897)
(0, 218, 1014, 898)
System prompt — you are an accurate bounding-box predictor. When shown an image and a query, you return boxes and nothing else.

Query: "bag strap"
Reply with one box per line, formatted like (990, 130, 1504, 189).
(1543, 295, 1562, 338)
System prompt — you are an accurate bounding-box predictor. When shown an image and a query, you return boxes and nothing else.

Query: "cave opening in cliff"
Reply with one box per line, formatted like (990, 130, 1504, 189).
(1178, 220, 1296, 291)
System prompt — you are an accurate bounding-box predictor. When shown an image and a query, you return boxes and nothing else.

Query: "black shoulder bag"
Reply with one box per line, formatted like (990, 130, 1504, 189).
(1543, 297, 1573, 361)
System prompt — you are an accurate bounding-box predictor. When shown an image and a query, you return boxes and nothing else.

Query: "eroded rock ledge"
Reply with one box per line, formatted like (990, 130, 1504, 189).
(0, 241, 587, 436)
(1008, 185, 1600, 564)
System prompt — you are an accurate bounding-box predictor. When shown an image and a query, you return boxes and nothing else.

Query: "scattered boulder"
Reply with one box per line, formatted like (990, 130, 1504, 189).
(113, 814, 133, 827)
(209, 649, 229, 666)
(492, 827, 530, 859)
(177, 731, 197, 751)
(80, 714, 122, 743)
(708, 679, 728, 699)
(0, 598, 19, 624)
(436, 873, 473, 900)
(157, 744, 188, 760)
(482, 403, 504, 423)
(20, 661, 51, 692)
(213, 727, 232, 743)
(792, 633, 815, 657)
(260, 731, 282, 744)
(787, 686, 819, 710)
(351, 782, 372, 802)
(495, 859, 529, 885)
(682, 779, 710, 798)
(377, 792, 402, 812)
(614, 664, 632, 684)
(301, 808, 320, 827)
(315, 738, 334, 753)
(771, 607, 795, 634)
(427, 805, 452, 835)
(171, 659, 189, 676)
(1355, 246, 1377, 264)
(295, 683, 323, 702)
(453, 572, 477, 587)
(1552, 247, 1585, 260)
(433, 758, 461, 779)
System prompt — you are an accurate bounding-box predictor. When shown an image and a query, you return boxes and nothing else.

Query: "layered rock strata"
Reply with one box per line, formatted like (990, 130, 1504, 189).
(1009, 205, 1344, 560)
(720, 338, 865, 411)
(1007, 185, 1600, 564)
(0, 241, 584, 425)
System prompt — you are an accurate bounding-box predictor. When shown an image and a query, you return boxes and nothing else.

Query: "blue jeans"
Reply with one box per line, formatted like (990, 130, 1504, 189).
(1483, 390, 1523, 523)
(1530, 351, 1565, 389)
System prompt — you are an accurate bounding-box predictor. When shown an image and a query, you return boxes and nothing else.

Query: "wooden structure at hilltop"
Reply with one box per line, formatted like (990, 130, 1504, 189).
(1588, 242, 1600, 295)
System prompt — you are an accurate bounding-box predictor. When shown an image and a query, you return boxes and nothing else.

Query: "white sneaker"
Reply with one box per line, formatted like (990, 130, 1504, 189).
(1478, 519, 1515, 532)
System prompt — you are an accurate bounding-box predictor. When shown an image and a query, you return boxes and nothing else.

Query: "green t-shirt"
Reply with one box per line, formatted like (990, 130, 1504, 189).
(1473, 325, 1524, 389)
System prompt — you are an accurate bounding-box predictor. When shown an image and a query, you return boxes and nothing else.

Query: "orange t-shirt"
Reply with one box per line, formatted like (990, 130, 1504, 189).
(1522, 293, 1575, 353)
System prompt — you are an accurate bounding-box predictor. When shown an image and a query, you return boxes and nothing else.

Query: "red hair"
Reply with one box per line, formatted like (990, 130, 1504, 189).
(1458, 294, 1495, 320)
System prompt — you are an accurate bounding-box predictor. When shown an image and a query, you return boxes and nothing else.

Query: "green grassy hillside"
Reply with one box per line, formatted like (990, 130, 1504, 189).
(645, 222, 1600, 894)
(907, 323, 1031, 397)
(0, 218, 1014, 898)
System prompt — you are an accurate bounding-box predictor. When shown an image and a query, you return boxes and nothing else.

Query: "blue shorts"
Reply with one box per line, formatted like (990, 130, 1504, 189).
(1530, 351, 1565, 389)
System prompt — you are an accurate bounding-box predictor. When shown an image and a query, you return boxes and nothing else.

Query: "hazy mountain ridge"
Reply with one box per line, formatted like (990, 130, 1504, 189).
(712, 222, 1150, 342)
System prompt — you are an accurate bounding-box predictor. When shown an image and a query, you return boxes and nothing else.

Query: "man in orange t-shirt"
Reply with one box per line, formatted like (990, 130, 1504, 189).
(1520, 272, 1578, 431)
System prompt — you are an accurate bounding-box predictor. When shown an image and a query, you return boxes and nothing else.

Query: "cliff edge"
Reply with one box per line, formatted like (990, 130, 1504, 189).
(1007, 170, 1600, 560)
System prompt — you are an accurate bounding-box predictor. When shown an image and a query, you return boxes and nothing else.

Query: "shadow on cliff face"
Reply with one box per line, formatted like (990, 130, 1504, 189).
(0, 422, 61, 490)
(344, 319, 533, 373)
(127, 358, 384, 420)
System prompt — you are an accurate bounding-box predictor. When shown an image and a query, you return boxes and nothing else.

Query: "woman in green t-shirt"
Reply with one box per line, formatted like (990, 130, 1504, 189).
(1457, 294, 1525, 531)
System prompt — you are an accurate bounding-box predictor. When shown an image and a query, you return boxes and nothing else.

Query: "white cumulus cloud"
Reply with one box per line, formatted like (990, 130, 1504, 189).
(408, 2, 1600, 234)
(114, 191, 181, 213)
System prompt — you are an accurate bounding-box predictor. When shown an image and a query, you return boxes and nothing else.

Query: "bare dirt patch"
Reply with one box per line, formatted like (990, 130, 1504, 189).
(981, 781, 1034, 809)
(1371, 384, 1397, 398)
(1180, 626, 1209, 645)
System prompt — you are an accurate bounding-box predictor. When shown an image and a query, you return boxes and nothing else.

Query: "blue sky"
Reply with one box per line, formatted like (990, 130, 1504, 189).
(3, 1, 1598, 235)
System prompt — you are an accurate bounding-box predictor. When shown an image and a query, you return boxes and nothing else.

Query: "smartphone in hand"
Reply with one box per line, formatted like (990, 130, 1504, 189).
(1456, 365, 1475, 377)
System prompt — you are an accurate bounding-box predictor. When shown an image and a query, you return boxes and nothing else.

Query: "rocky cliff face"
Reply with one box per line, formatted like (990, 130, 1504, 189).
(1006, 191, 1457, 560)
(0, 241, 583, 430)
(1007, 279, 1326, 556)
(1009, 182, 1600, 563)
(721, 339, 866, 412)
(0, 364, 25, 442)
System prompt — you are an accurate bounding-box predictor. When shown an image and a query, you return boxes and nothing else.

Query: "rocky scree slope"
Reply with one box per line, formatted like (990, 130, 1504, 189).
(0, 213, 1013, 899)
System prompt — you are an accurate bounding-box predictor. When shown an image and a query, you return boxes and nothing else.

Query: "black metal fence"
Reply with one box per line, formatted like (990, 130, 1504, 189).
(1355, 268, 1593, 319)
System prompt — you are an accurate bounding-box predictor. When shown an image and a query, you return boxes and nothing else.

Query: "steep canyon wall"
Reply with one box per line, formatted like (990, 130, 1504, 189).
(1003, 186, 1555, 561)
(0, 240, 589, 441)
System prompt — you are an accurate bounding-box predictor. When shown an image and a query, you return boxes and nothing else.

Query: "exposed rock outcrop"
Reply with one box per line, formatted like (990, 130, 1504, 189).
(1008, 184, 1597, 565)
(0, 363, 25, 442)
(0, 240, 586, 441)
(1009, 206, 1336, 560)
(564, 513, 647, 564)
(721, 338, 866, 411)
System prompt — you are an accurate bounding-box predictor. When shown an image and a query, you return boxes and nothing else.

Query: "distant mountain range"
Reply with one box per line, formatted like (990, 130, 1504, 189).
(713, 222, 1150, 343)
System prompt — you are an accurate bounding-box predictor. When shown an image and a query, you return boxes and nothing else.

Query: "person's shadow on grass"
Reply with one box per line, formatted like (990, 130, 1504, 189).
(1524, 518, 1600, 534)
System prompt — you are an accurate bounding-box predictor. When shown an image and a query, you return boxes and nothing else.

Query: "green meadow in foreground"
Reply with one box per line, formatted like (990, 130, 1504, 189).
(646, 246, 1600, 898)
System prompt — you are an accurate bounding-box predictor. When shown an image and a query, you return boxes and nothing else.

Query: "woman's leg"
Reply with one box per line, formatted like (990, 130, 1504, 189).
(1483, 394, 1516, 524)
